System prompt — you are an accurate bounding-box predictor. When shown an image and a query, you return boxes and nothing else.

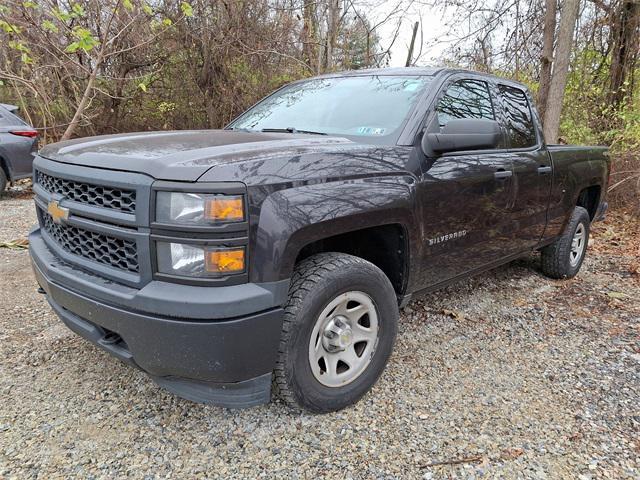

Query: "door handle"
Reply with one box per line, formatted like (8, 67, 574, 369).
(494, 169, 513, 180)
(538, 165, 552, 175)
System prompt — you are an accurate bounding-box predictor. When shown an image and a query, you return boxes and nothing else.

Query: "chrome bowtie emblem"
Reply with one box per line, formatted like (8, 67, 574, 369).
(47, 200, 69, 224)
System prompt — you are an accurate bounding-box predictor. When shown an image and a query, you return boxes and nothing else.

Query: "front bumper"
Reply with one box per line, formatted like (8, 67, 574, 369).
(30, 228, 288, 408)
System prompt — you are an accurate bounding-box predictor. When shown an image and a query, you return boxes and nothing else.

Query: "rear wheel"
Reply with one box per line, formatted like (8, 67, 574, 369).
(541, 206, 591, 279)
(273, 253, 398, 413)
(0, 168, 7, 195)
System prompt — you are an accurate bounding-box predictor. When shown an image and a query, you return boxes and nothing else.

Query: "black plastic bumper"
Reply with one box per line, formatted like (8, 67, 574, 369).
(30, 229, 286, 408)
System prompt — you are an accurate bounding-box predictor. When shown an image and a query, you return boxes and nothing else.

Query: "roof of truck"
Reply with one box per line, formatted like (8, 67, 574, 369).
(311, 66, 530, 91)
(323, 66, 443, 77)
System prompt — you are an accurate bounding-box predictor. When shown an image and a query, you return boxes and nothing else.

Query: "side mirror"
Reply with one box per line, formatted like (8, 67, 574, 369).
(422, 118, 501, 154)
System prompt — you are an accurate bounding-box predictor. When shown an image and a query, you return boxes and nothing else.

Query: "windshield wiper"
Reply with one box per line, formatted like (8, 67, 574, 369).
(261, 127, 327, 135)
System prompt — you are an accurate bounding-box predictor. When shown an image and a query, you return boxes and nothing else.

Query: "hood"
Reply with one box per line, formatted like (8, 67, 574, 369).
(39, 130, 353, 181)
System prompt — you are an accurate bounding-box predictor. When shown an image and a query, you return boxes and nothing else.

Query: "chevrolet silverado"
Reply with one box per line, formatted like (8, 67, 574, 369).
(29, 67, 609, 412)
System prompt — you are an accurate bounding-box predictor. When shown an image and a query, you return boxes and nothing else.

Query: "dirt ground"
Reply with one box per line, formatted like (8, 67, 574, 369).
(1, 192, 638, 479)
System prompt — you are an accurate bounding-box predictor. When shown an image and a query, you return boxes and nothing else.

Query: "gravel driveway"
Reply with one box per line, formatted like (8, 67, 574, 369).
(1, 194, 638, 479)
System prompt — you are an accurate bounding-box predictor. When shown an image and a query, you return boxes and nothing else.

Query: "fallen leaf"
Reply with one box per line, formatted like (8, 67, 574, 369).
(0, 238, 29, 250)
(501, 447, 524, 460)
(606, 291, 627, 299)
(442, 309, 464, 320)
(568, 431, 583, 442)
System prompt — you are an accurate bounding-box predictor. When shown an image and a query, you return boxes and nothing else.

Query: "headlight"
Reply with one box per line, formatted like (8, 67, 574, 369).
(156, 192, 245, 225)
(156, 242, 245, 277)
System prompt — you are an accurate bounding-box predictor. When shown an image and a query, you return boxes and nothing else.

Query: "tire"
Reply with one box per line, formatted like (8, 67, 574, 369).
(273, 252, 398, 413)
(541, 206, 591, 279)
(0, 168, 7, 196)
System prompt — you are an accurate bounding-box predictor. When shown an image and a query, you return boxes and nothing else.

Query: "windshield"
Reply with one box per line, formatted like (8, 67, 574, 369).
(229, 75, 432, 142)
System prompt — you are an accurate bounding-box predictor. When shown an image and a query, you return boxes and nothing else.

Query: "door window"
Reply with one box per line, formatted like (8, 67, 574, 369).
(497, 85, 537, 148)
(436, 79, 495, 127)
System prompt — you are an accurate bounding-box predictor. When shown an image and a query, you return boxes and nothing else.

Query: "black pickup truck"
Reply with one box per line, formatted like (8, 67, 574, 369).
(29, 67, 609, 412)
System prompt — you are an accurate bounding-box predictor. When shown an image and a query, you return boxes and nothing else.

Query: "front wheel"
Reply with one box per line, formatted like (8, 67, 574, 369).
(541, 206, 591, 279)
(273, 253, 398, 413)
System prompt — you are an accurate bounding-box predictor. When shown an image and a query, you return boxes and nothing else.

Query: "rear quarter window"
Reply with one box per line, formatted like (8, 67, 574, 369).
(0, 107, 23, 126)
(497, 85, 537, 148)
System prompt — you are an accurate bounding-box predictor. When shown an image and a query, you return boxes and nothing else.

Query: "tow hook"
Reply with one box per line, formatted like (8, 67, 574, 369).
(100, 331, 123, 346)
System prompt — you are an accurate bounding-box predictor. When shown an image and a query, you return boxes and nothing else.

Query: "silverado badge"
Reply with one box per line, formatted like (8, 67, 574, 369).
(47, 200, 69, 224)
(428, 230, 467, 246)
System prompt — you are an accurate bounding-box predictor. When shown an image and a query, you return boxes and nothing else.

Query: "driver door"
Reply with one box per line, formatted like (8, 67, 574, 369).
(415, 77, 516, 288)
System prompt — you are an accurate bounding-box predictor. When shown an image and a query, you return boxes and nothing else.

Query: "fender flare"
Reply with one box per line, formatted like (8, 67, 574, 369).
(250, 176, 419, 283)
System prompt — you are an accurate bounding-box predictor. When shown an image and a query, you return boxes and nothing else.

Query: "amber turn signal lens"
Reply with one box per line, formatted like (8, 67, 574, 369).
(204, 196, 244, 223)
(205, 248, 245, 273)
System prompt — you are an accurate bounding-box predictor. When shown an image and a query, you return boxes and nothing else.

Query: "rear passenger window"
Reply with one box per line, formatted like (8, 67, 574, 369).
(436, 79, 495, 127)
(0, 108, 25, 127)
(497, 85, 537, 148)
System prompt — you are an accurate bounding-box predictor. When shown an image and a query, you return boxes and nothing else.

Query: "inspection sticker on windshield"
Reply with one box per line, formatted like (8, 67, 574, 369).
(357, 127, 386, 136)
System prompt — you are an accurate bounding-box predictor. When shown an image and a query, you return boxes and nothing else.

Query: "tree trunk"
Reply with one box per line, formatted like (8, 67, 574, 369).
(474, 35, 491, 72)
(405, 21, 419, 67)
(366, 31, 371, 67)
(514, 0, 520, 79)
(301, 0, 319, 73)
(543, 0, 580, 143)
(608, 0, 640, 108)
(538, 0, 557, 123)
(61, 5, 118, 140)
(62, 53, 103, 140)
(325, 0, 340, 71)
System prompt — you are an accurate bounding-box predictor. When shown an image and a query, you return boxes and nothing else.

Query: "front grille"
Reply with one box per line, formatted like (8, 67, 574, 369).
(36, 170, 136, 214)
(40, 210, 139, 273)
